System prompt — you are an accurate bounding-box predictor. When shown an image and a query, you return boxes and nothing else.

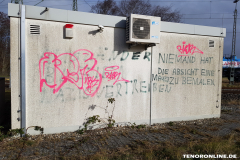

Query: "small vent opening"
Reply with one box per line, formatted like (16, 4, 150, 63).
(209, 40, 214, 47)
(30, 25, 40, 34)
(126, 17, 130, 41)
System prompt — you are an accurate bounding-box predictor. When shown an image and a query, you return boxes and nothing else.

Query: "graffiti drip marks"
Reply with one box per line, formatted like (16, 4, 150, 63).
(39, 49, 102, 97)
(177, 41, 203, 57)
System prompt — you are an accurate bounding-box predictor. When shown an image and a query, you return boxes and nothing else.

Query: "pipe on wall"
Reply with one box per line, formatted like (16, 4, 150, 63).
(150, 46, 154, 126)
(20, 4, 26, 135)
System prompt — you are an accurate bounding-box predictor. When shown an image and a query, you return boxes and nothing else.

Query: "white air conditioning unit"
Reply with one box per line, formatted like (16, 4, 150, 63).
(126, 14, 161, 44)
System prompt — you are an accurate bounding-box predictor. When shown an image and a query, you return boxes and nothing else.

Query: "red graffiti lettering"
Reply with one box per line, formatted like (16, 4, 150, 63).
(105, 66, 130, 85)
(176, 41, 203, 57)
(39, 49, 102, 97)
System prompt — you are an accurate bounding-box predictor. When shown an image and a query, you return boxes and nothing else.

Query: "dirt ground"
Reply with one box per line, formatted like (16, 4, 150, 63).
(0, 103, 239, 159)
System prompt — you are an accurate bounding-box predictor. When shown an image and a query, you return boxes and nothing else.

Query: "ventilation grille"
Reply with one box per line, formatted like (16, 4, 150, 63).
(209, 40, 214, 47)
(132, 18, 150, 39)
(126, 17, 130, 41)
(30, 25, 40, 34)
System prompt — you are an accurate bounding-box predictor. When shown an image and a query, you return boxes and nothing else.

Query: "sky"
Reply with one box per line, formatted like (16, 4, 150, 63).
(0, 0, 240, 58)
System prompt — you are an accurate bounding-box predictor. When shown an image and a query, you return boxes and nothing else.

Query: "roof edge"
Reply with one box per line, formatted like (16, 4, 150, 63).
(8, 3, 226, 37)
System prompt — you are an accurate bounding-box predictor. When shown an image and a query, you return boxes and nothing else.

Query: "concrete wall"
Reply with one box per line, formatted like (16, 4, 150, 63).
(10, 6, 224, 134)
(10, 17, 20, 129)
(11, 18, 153, 134)
(152, 33, 223, 123)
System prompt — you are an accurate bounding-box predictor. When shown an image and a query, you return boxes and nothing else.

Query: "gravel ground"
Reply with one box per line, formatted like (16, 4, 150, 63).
(0, 96, 240, 159)
(222, 93, 240, 101)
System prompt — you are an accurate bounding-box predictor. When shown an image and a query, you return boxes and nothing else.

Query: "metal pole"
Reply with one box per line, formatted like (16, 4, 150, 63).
(150, 47, 153, 126)
(20, 4, 26, 135)
(73, 0, 78, 11)
(230, 1, 239, 84)
(11, 0, 23, 4)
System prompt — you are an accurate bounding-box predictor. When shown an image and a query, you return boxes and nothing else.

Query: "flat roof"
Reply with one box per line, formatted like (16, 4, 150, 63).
(8, 3, 226, 37)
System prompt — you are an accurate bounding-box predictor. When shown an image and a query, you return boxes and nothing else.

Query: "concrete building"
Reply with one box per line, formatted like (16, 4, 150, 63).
(8, 3, 226, 135)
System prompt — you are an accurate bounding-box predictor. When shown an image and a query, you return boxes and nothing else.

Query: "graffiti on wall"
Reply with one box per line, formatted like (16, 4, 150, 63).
(98, 47, 151, 62)
(153, 42, 215, 93)
(39, 49, 130, 97)
(105, 66, 130, 85)
(40, 79, 151, 104)
(177, 41, 204, 57)
(39, 49, 102, 97)
(39, 41, 216, 103)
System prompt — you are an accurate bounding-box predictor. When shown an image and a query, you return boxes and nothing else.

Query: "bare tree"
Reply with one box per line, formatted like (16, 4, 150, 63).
(151, 5, 182, 23)
(91, 0, 120, 15)
(0, 12, 10, 75)
(90, 0, 182, 22)
(118, 0, 151, 17)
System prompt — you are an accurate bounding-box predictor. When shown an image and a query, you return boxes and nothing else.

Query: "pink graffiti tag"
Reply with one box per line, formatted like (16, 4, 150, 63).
(85, 76, 100, 94)
(105, 66, 130, 85)
(39, 49, 102, 97)
(176, 41, 203, 57)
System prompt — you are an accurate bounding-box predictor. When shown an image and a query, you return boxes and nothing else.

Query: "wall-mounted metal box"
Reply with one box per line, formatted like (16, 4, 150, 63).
(126, 14, 161, 44)
(65, 24, 73, 39)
